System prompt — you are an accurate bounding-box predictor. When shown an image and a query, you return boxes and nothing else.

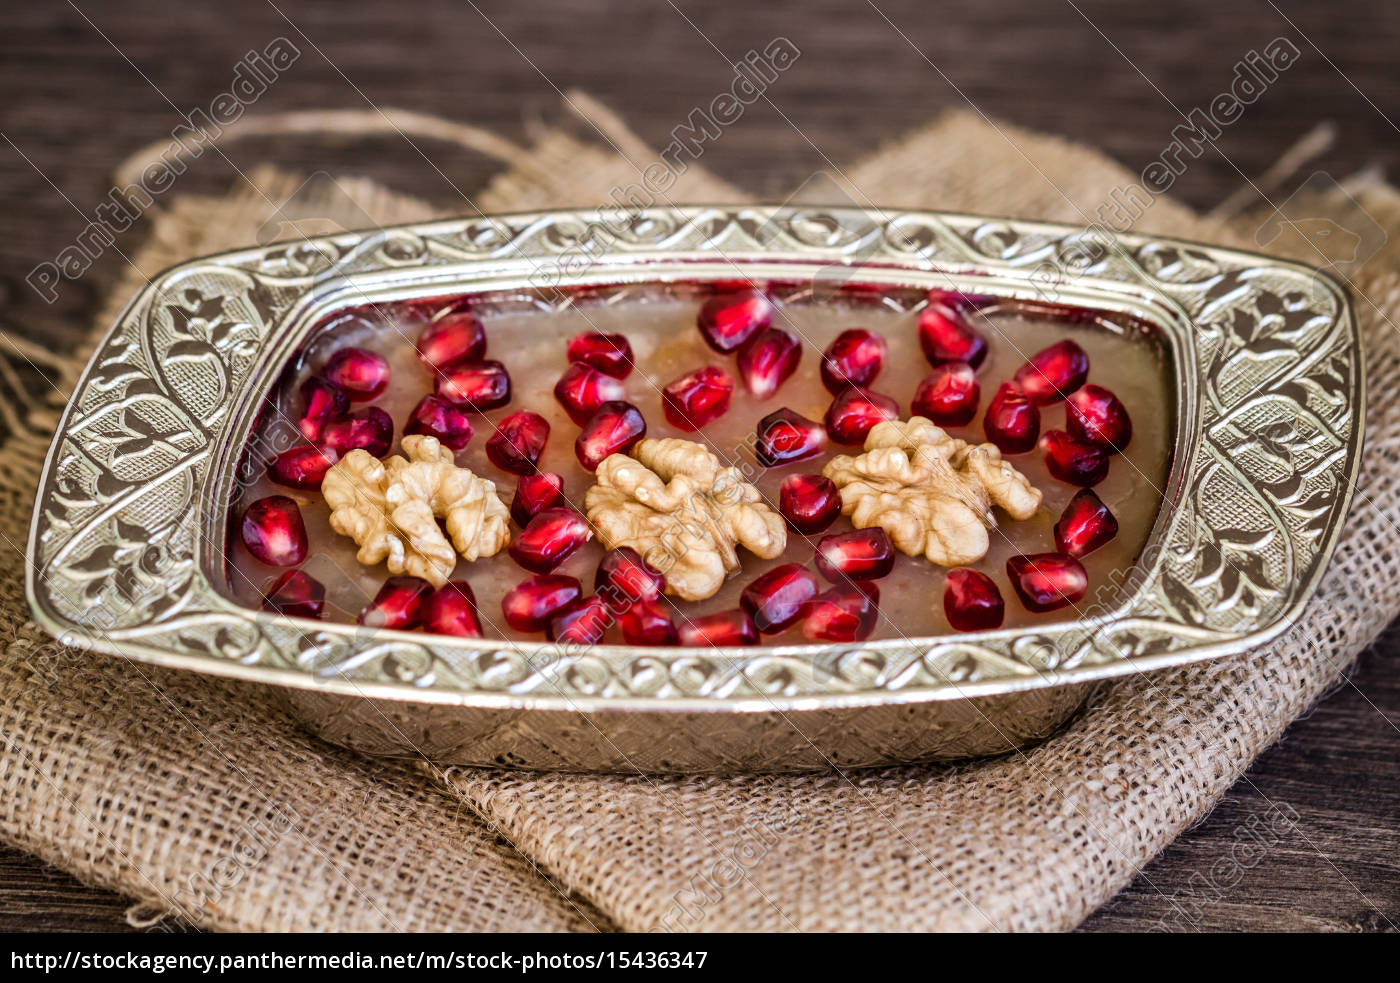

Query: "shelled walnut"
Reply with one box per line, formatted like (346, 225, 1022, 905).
(585, 437, 787, 601)
(322, 434, 510, 587)
(823, 417, 1042, 567)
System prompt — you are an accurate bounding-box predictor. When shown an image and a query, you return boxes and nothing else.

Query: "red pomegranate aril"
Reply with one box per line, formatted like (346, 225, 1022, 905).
(619, 599, 679, 645)
(358, 576, 433, 630)
(1054, 488, 1119, 557)
(801, 584, 879, 642)
(501, 574, 583, 633)
(595, 546, 666, 608)
(510, 472, 565, 527)
(547, 596, 612, 645)
(262, 569, 325, 619)
(737, 327, 802, 399)
(421, 581, 483, 637)
(509, 508, 593, 573)
(566, 331, 634, 379)
(912, 362, 981, 427)
(943, 568, 1004, 632)
(1014, 339, 1089, 405)
(322, 406, 394, 458)
(268, 445, 338, 489)
(820, 328, 887, 393)
(983, 383, 1040, 454)
(678, 608, 760, 646)
(755, 407, 826, 466)
(918, 301, 988, 368)
(405, 395, 474, 450)
(240, 495, 308, 567)
(740, 563, 819, 634)
(697, 287, 773, 353)
(486, 411, 550, 475)
(554, 361, 626, 425)
(824, 387, 900, 445)
(662, 366, 733, 431)
(1066, 384, 1133, 453)
(323, 347, 390, 401)
(814, 528, 895, 581)
(779, 474, 841, 534)
(1040, 430, 1110, 486)
(298, 377, 349, 441)
(575, 401, 646, 471)
(417, 310, 486, 371)
(1006, 552, 1087, 613)
(435, 359, 511, 411)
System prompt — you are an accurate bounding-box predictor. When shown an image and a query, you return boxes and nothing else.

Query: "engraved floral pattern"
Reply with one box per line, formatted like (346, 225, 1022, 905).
(27, 207, 1361, 711)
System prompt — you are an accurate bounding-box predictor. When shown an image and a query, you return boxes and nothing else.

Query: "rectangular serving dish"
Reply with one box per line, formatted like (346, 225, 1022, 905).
(26, 206, 1362, 772)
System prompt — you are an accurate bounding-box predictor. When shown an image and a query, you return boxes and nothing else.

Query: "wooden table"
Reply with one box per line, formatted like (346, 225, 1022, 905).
(1, 0, 1396, 932)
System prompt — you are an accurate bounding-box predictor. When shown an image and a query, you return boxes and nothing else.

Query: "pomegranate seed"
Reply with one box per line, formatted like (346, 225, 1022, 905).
(323, 347, 390, 401)
(820, 328, 887, 393)
(943, 568, 1004, 632)
(912, 362, 980, 427)
(575, 401, 646, 471)
(501, 574, 582, 633)
(554, 361, 626, 425)
(918, 301, 988, 368)
(298, 377, 349, 441)
(740, 563, 819, 634)
(755, 407, 826, 467)
(983, 383, 1039, 454)
(357, 576, 433, 630)
(1066, 384, 1133, 453)
(1040, 430, 1110, 486)
(619, 599, 679, 645)
(240, 495, 308, 566)
(566, 331, 634, 378)
(262, 569, 325, 619)
(509, 507, 593, 573)
(1054, 488, 1119, 557)
(1006, 552, 1087, 613)
(595, 547, 665, 608)
(510, 472, 565, 527)
(801, 584, 879, 642)
(779, 474, 841, 534)
(404, 395, 474, 450)
(268, 445, 338, 489)
(1013, 339, 1089, 405)
(697, 287, 772, 353)
(662, 366, 734, 431)
(737, 327, 802, 399)
(322, 406, 394, 458)
(814, 528, 895, 581)
(418, 310, 486, 370)
(421, 581, 483, 637)
(435, 359, 511, 411)
(678, 608, 760, 646)
(824, 387, 899, 445)
(547, 595, 612, 645)
(486, 411, 550, 475)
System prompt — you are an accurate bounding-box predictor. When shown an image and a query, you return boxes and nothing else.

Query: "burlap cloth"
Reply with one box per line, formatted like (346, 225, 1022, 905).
(3, 98, 1398, 932)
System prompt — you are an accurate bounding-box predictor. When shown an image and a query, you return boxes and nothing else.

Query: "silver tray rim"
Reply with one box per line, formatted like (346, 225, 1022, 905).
(25, 205, 1363, 715)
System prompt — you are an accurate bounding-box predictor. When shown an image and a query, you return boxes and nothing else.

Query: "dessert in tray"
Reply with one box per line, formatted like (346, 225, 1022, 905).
(27, 207, 1360, 770)
(229, 281, 1171, 646)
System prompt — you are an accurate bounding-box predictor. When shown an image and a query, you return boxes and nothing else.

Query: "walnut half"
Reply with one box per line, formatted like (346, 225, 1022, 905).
(322, 434, 510, 587)
(822, 417, 1042, 567)
(585, 437, 787, 601)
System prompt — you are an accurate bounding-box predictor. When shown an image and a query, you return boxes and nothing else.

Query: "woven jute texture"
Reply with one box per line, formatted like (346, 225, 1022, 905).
(2, 101, 1398, 932)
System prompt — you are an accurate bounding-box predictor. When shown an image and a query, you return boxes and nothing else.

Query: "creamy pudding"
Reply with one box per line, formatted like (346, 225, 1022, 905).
(225, 281, 1172, 645)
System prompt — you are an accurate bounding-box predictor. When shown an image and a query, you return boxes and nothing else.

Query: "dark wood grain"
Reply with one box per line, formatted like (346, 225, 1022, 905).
(0, 0, 1396, 933)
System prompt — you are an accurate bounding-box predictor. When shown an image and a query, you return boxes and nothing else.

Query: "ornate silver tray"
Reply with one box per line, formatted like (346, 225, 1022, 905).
(26, 206, 1362, 772)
